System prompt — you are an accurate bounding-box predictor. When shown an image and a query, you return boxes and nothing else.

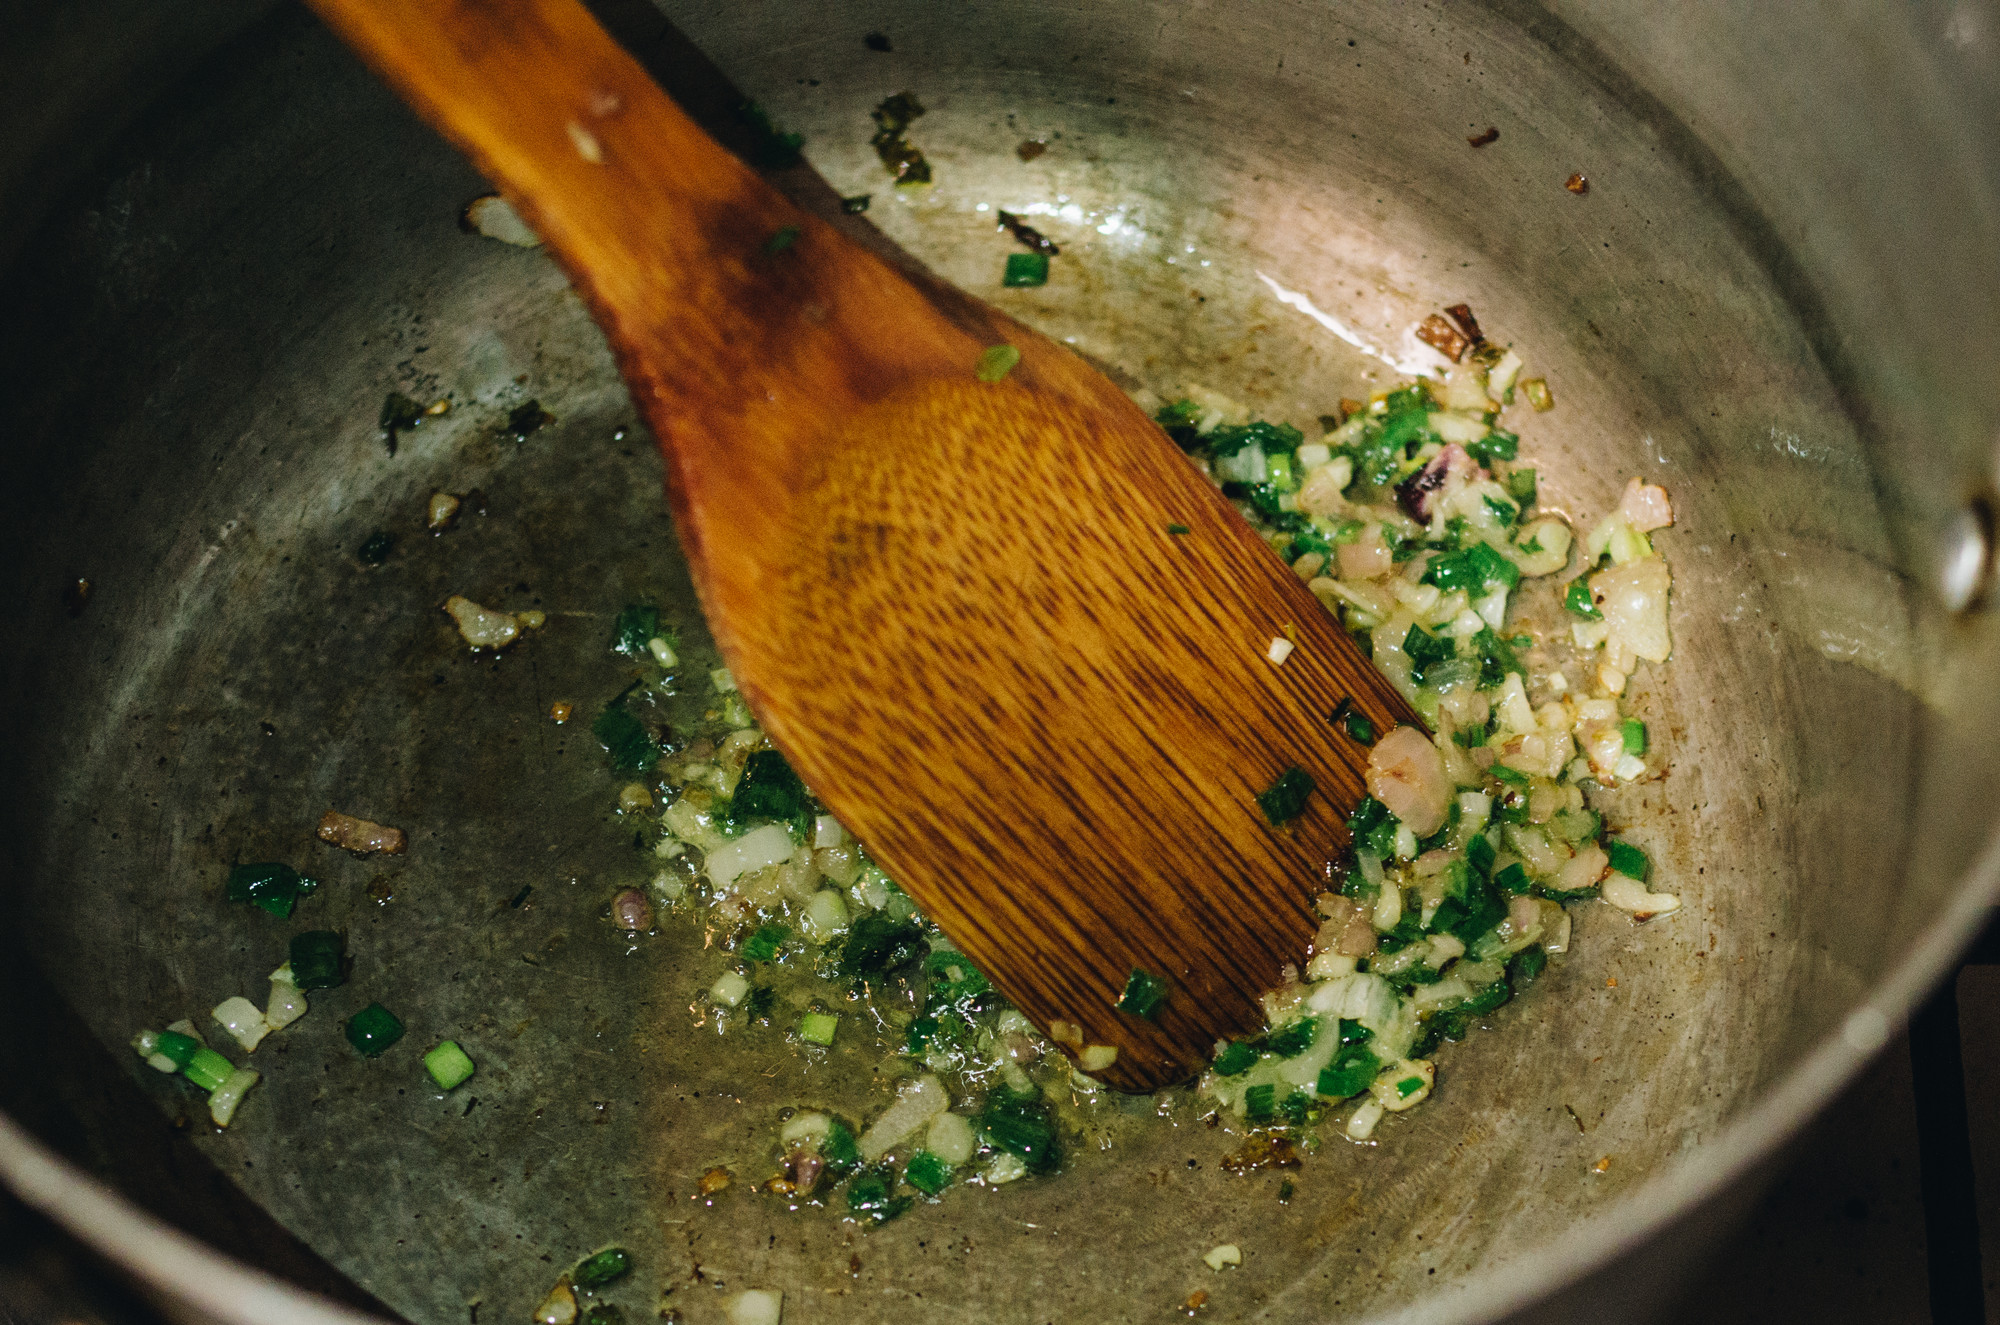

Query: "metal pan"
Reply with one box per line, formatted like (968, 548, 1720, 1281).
(2, 1, 1997, 1322)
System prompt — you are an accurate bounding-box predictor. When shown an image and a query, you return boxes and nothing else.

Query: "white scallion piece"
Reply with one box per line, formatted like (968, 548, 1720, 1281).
(800, 888, 851, 941)
(1077, 1044, 1118, 1072)
(710, 667, 738, 693)
(207, 1066, 261, 1127)
(646, 636, 678, 667)
(165, 1018, 205, 1045)
(708, 971, 751, 1008)
(983, 1153, 1028, 1185)
(858, 1075, 950, 1161)
(1602, 873, 1681, 918)
(211, 998, 270, 1052)
(704, 823, 795, 889)
(723, 1289, 784, 1325)
(265, 973, 309, 1030)
(1613, 752, 1647, 781)
(813, 814, 847, 849)
(1266, 636, 1295, 666)
(130, 1029, 178, 1074)
(926, 1112, 977, 1166)
(1347, 1099, 1386, 1140)
(1204, 1244, 1243, 1271)
(780, 1111, 831, 1148)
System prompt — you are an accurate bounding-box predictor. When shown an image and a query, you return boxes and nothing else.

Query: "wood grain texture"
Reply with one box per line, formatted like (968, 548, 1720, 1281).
(306, 0, 1423, 1090)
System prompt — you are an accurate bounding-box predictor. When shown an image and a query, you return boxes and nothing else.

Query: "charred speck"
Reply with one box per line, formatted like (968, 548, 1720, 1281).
(1015, 140, 1047, 162)
(871, 92, 931, 185)
(378, 391, 424, 455)
(506, 400, 554, 440)
(60, 577, 92, 617)
(863, 31, 892, 51)
(995, 210, 1059, 256)
(1467, 126, 1499, 147)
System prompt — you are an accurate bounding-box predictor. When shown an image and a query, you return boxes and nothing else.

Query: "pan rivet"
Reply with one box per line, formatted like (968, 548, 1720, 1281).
(1938, 498, 1994, 614)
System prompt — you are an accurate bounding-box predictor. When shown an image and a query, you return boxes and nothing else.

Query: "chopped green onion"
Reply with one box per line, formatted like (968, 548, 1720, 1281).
(572, 1247, 633, 1290)
(344, 1003, 405, 1058)
(844, 1166, 913, 1223)
(183, 1047, 236, 1093)
(1606, 840, 1650, 882)
(731, 750, 811, 830)
(1256, 767, 1316, 826)
(1621, 718, 1648, 755)
(1493, 863, 1533, 896)
(1423, 541, 1521, 594)
(1117, 967, 1170, 1020)
(288, 930, 347, 990)
(1316, 1042, 1379, 1099)
(975, 345, 1021, 383)
(1242, 1083, 1277, 1124)
(423, 1040, 476, 1090)
(1564, 578, 1602, 619)
(153, 1029, 202, 1068)
(764, 225, 800, 255)
(979, 1087, 1059, 1173)
(1342, 709, 1376, 744)
(1508, 945, 1549, 991)
(1395, 1074, 1425, 1099)
(799, 1012, 839, 1046)
(1002, 252, 1050, 287)
(592, 703, 658, 774)
(822, 1118, 862, 1170)
(1212, 1041, 1259, 1076)
(742, 923, 789, 962)
(1466, 833, 1496, 877)
(1402, 624, 1454, 677)
(1521, 377, 1554, 411)
(1508, 468, 1538, 507)
(904, 1150, 954, 1195)
(1166, 522, 1192, 535)
(838, 911, 926, 979)
(1490, 764, 1531, 789)
(841, 194, 872, 214)
(225, 863, 316, 919)
(611, 603, 661, 657)
(1265, 1016, 1318, 1057)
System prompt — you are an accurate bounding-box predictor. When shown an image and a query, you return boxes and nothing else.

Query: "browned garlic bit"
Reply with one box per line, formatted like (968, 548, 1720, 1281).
(316, 810, 406, 855)
(426, 491, 461, 531)
(442, 595, 521, 650)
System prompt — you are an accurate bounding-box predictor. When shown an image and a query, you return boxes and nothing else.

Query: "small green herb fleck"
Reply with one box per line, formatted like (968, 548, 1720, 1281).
(1564, 578, 1602, 619)
(611, 602, 661, 658)
(356, 531, 394, 566)
(1256, 767, 1316, 826)
(764, 225, 800, 255)
(1621, 717, 1648, 756)
(840, 194, 872, 214)
(731, 748, 811, 830)
(1166, 522, 1192, 535)
(1118, 967, 1170, 1020)
(1395, 1074, 1425, 1099)
(226, 863, 317, 919)
(980, 1086, 1060, 1173)
(975, 344, 1021, 382)
(344, 1002, 404, 1058)
(1316, 1042, 1379, 1099)
(1342, 708, 1376, 744)
(1265, 1016, 1319, 1057)
(591, 703, 658, 774)
(288, 930, 347, 989)
(1243, 1083, 1278, 1124)
(904, 1150, 954, 1195)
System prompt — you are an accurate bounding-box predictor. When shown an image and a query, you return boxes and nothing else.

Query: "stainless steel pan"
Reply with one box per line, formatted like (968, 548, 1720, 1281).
(2, 2, 1997, 1322)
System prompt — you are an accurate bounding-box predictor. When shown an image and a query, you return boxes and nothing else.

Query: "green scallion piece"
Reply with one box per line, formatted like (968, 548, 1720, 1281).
(1493, 863, 1533, 896)
(764, 225, 800, 255)
(1564, 578, 1602, 619)
(1166, 523, 1192, 535)
(423, 1040, 476, 1091)
(1606, 840, 1650, 882)
(1212, 1041, 1259, 1076)
(822, 1118, 861, 1170)
(975, 345, 1021, 383)
(1117, 967, 1170, 1020)
(799, 1011, 839, 1046)
(1243, 1083, 1277, 1124)
(1621, 717, 1648, 755)
(183, 1047, 236, 1093)
(1264, 1016, 1319, 1058)
(1490, 764, 1531, 789)
(611, 603, 661, 657)
(841, 194, 872, 214)
(1343, 709, 1376, 743)
(844, 1167, 913, 1223)
(904, 1150, 954, 1195)
(1002, 252, 1050, 287)
(153, 1029, 202, 1069)
(741, 923, 789, 963)
(288, 930, 347, 990)
(344, 1003, 405, 1058)
(572, 1247, 633, 1290)
(225, 862, 316, 919)
(1395, 1074, 1425, 1099)
(731, 750, 810, 829)
(1256, 767, 1316, 826)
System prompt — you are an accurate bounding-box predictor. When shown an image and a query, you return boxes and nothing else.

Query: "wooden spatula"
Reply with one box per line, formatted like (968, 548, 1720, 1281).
(309, 0, 1422, 1092)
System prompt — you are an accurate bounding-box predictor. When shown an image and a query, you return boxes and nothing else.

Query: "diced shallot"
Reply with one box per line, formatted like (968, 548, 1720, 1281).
(1616, 477, 1675, 532)
(858, 1074, 950, 1161)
